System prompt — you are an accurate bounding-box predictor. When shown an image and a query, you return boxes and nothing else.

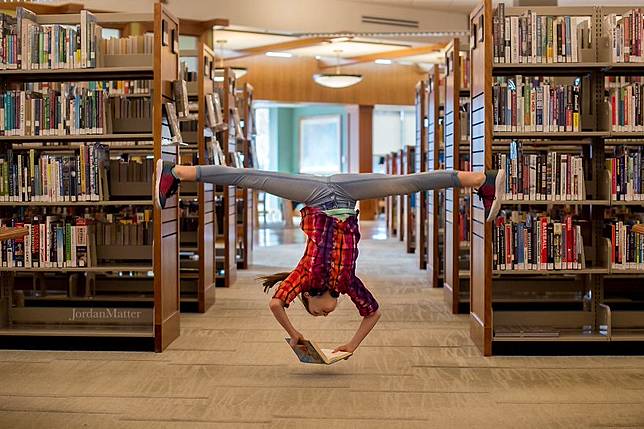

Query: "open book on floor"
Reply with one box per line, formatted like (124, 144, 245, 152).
(285, 338, 352, 365)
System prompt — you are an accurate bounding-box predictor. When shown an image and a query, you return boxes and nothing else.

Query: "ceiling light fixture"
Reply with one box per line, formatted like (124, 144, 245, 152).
(374, 59, 392, 65)
(214, 39, 247, 82)
(266, 51, 293, 58)
(313, 49, 363, 89)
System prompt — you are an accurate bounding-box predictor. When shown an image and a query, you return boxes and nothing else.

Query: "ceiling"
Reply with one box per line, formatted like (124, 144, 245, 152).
(212, 27, 453, 69)
(341, 0, 479, 13)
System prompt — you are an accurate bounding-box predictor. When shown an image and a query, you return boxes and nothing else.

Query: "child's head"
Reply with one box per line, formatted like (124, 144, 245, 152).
(259, 272, 339, 317)
(299, 289, 339, 317)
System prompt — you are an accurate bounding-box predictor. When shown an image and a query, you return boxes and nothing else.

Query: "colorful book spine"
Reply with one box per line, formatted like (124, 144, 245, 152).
(493, 211, 585, 271)
(493, 7, 590, 64)
(493, 76, 581, 132)
(606, 146, 644, 202)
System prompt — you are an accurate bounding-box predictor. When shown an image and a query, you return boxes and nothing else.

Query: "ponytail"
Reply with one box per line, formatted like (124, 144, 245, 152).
(258, 272, 291, 293)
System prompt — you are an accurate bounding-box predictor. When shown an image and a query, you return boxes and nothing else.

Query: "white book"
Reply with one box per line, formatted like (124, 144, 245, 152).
(511, 16, 519, 63)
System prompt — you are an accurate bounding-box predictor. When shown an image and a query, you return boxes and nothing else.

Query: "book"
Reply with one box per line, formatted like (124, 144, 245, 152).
(493, 140, 586, 201)
(606, 146, 643, 201)
(493, 210, 586, 271)
(100, 33, 153, 56)
(0, 79, 152, 136)
(164, 102, 183, 144)
(493, 76, 582, 132)
(493, 7, 591, 64)
(173, 79, 189, 118)
(285, 338, 352, 365)
(0, 144, 108, 202)
(606, 76, 644, 132)
(605, 9, 643, 63)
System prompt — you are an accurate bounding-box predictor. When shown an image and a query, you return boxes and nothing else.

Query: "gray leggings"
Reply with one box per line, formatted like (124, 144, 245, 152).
(195, 165, 461, 209)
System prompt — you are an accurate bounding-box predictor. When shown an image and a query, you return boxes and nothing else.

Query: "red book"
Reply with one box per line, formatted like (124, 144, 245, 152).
(540, 216, 548, 269)
(611, 223, 616, 266)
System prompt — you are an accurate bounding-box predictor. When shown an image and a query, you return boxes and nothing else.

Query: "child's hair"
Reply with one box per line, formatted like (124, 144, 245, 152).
(258, 272, 338, 315)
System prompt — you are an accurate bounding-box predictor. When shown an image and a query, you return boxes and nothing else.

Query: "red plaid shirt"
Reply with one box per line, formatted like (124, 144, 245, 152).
(273, 206, 379, 317)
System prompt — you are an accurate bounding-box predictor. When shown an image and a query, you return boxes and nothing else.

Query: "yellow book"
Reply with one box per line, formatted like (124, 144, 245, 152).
(285, 338, 352, 365)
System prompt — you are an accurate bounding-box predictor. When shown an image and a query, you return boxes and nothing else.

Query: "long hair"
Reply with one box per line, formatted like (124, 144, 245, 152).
(258, 272, 291, 294)
(258, 271, 316, 314)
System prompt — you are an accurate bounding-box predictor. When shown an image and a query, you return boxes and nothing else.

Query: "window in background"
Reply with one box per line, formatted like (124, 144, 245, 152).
(299, 115, 342, 175)
(101, 28, 120, 39)
(254, 107, 281, 225)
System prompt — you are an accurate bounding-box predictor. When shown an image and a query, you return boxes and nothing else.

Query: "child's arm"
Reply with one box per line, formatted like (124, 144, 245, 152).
(333, 310, 381, 353)
(269, 298, 305, 347)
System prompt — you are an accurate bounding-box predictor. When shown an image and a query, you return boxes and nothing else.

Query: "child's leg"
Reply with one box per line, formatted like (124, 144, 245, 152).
(175, 164, 333, 205)
(329, 170, 483, 200)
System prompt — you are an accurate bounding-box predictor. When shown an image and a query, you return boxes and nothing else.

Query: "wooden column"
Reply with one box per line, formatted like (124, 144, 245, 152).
(357, 105, 377, 220)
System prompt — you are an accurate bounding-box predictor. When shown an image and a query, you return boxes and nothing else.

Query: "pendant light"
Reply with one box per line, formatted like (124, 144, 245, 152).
(214, 39, 247, 82)
(313, 50, 362, 89)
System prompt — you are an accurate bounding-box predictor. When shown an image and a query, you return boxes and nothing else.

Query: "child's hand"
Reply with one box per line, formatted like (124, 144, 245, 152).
(289, 331, 305, 347)
(333, 343, 357, 354)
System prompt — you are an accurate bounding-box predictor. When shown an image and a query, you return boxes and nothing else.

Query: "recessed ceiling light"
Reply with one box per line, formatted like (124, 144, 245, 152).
(375, 59, 392, 65)
(315, 55, 321, 60)
(266, 51, 293, 58)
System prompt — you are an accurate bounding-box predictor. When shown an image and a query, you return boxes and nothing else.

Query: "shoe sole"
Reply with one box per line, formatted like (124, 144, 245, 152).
(486, 169, 506, 223)
(153, 158, 163, 210)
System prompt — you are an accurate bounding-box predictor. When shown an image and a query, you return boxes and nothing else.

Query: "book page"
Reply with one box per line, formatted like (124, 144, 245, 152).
(320, 348, 351, 362)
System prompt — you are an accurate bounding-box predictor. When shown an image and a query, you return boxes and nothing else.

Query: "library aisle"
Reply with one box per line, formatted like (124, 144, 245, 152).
(1, 222, 643, 428)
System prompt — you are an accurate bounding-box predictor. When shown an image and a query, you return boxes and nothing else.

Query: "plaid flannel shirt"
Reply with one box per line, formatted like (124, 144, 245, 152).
(272, 206, 379, 317)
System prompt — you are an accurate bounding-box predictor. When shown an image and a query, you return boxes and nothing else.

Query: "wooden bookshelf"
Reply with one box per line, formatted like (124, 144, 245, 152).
(415, 80, 429, 269)
(468, 0, 644, 355)
(0, 4, 180, 352)
(385, 152, 399, 237)
(403, 145, 416, 254)
(236, 83, 255, 270)
(443, 39, 470, 314)
(396, 148, 405, 243)
(177, 42, 217, 313)
(426, 65, 443, 288)
(216, 67, 238, 287)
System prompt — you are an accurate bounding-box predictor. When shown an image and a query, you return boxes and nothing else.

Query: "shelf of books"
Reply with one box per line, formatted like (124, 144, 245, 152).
(415, 80, 429, 269)
(0, 4, 181, 351)
(443, 39, 472, 314)
(403, 145, 416, 254)
(426, 65, 444, 288)
(469, 0, 644, 355)
(385, 152, 399, 237)
(215, 67, 238, 287)
(235, 82, 256, 270)
(177, 42, 219, 313)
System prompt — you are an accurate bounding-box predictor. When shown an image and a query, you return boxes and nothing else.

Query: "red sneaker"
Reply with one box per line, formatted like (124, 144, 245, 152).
(474, 169, 505, 222)
(154, 159, 180, 209)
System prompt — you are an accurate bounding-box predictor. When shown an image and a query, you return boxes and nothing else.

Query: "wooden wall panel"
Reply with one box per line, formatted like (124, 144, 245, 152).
(227, 56, 425, 106)
(469, 0, 493, 356)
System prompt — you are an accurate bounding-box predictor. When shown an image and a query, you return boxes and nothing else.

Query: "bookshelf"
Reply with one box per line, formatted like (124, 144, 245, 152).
(235, 82, 255, 270)
(403, 145, 416, 254)
(426, 65, 443, 288)
(0, 4, 180, 351)
(385, 152, 399, 237)
(415, 80, 429, 269)
(216, 67, 238, 287)
(469, 0, 644, 355)
(443, 39, 471, 314)
(396, 148, 405, 243)
(177, 42, 217, 313)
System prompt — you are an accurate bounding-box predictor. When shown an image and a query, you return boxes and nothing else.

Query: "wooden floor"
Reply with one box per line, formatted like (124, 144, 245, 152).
(1, 220, 644, 428)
